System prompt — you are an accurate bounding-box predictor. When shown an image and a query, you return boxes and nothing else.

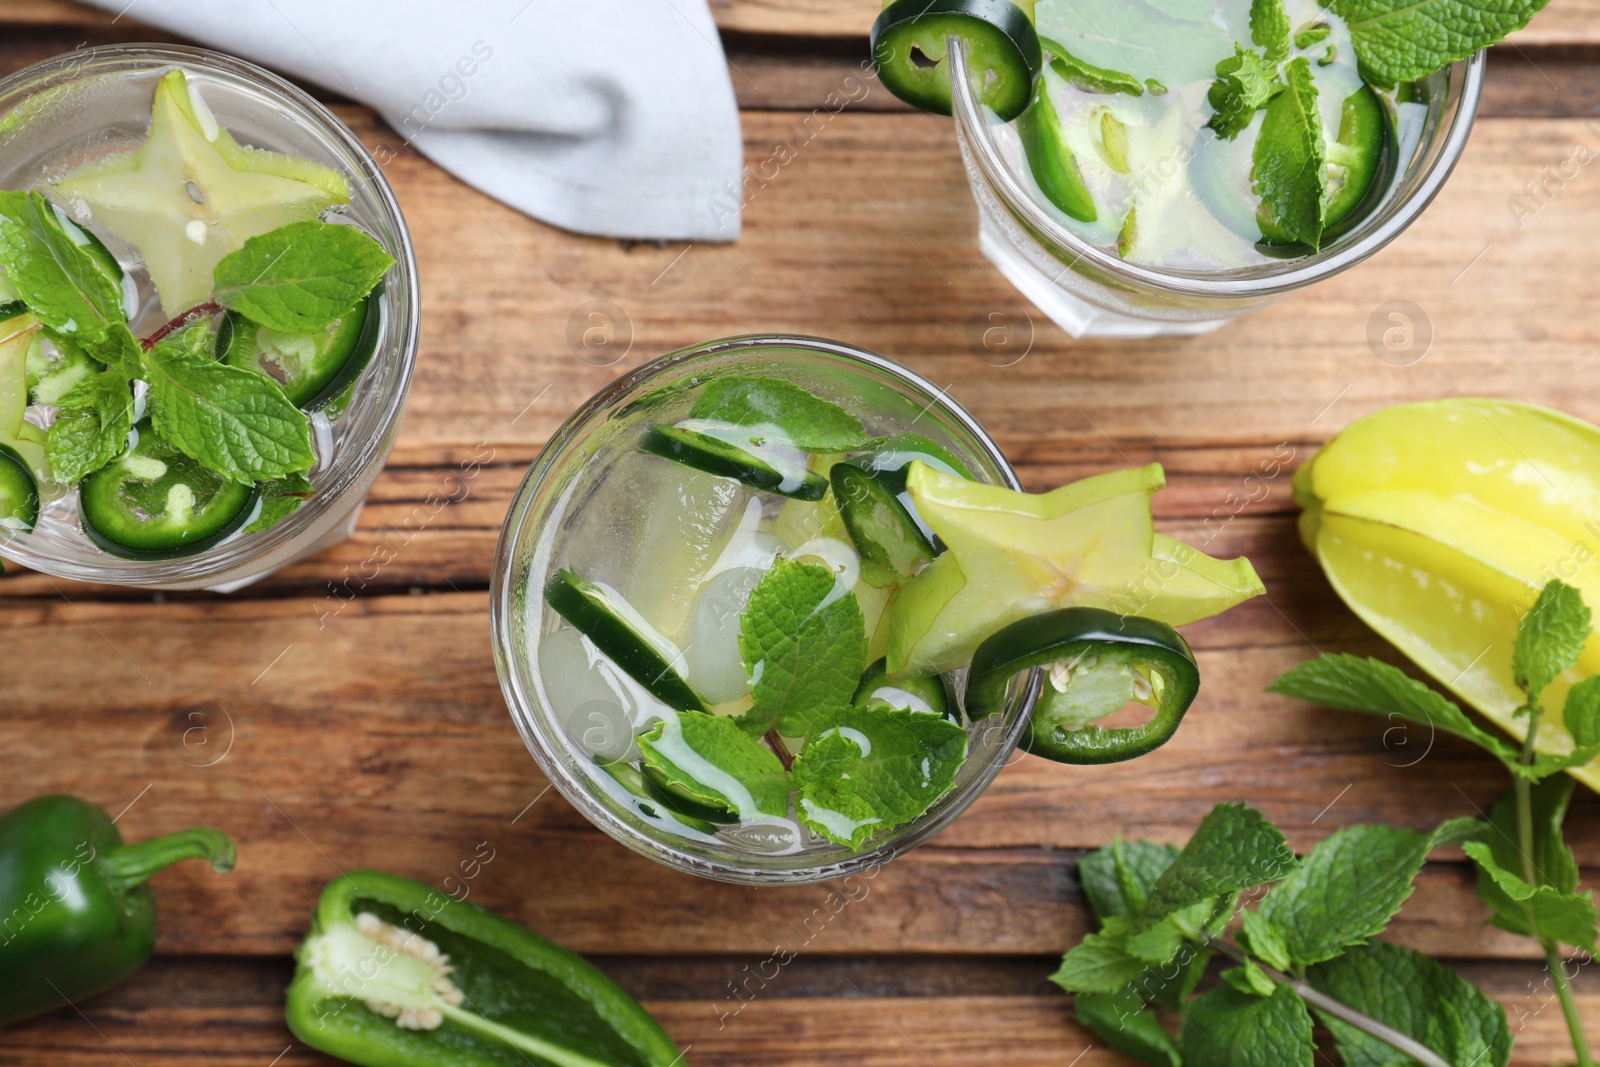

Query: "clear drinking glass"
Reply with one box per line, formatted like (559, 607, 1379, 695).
(0, 45, 419, 590)
(491, 335, 1042, 884)
(948, 40, 1485, 339)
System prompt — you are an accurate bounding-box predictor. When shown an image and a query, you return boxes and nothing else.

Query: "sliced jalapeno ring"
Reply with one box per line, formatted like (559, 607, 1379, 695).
(965, 606, 1199, 764)
(871, 0, 1043, 122)
(831, 462, 936, 586)
(853, 656, 954, 720)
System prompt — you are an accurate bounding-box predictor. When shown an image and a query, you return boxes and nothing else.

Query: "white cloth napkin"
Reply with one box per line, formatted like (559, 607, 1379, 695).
(87, 0, 744, 241)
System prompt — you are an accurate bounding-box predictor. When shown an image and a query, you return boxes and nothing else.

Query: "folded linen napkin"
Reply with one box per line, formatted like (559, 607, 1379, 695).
(86, 0, 745, 240)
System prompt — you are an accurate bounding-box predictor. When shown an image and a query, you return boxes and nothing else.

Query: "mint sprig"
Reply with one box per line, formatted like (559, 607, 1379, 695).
(140, 323, 316, 485)
(1253, 57, 1325, 248)
(213, 220, 392, 333)
(44, 367, 135, 484)
(790, 706, 966, 848)
(689, 376, 878, 454)
(1330, 0, 1552, 86)
(737, 556, 866, 738)
(1271, 579, 1600, 1067)
(1054, 807, 1508, 1067)
(0, 191, 123, 341)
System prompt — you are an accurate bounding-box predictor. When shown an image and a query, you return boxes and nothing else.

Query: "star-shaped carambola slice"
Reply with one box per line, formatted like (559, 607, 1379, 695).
(885, 462, 1265, 675)
(54, 69, 348, 316)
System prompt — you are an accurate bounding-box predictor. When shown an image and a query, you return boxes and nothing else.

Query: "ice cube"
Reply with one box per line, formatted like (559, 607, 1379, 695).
(560, 451, 747, 642)
(681, 566, 767, 705)
(535, 627, 671, 762)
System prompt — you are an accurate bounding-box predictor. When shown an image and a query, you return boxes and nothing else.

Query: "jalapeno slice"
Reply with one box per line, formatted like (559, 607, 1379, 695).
(1017, 80, 1099, 222)
(831, 462, 937, 586)
(871, 0, 1043, 122)
(853, 657, 953, 719)
(965, 606, 1199, 764)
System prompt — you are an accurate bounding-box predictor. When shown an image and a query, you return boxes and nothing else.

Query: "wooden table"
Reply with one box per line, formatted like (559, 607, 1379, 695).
(3, 2, 1599, 1063)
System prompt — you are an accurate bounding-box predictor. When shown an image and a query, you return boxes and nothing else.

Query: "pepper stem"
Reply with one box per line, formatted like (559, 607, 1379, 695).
(100, 828, 237, 892)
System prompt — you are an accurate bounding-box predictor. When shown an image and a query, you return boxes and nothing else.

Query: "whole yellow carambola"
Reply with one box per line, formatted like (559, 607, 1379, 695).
(1296, 398, 1600, 789)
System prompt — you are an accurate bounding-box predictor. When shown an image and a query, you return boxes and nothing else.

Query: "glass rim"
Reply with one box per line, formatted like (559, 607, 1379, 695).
(947, 37, 1486, 300)
(0, 43, 420, 584)
(490, 334, 1042, 884)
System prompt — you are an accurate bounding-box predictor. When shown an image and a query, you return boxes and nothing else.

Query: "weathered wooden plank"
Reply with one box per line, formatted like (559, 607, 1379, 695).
(0, 955, 1593, 1067)
(1, 592, 1592, 957)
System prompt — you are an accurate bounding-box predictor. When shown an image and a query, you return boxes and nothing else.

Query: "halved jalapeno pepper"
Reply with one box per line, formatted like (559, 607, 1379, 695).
(965, 606, 1199, 764)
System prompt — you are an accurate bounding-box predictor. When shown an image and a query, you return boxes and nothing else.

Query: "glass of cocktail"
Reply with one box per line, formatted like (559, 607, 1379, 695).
(0, 45, 418, 590)
(492, 336, 1264, 883)
(867, 0, 1517, 337)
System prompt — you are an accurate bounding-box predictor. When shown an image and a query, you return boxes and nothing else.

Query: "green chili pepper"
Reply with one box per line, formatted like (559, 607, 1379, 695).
(0, 794, 236, 1027)
(1016, 81, 1099, 222)
(286, 870, 685, 1067)
(965, 607, 1200, 763)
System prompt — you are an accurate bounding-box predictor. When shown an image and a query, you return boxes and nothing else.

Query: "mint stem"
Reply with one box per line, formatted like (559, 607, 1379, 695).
(1209, 939, 1454, 1067)
(1513, 703, 1595, 1067)
(764, 730, 794, 772)
(140, 301, 221, 351)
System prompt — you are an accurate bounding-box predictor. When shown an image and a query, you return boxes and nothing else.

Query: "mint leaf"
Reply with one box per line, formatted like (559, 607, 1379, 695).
(243, 470, 314, 534)
(790, 706, 966, 847)
(1330, 0, 1552, 86)
(1178, 983, 1313, 1067)
(738, 556, 866, 738)
(1473, 778, 1580, 941)
(1041, 37, 1147, 96)
(1080, 839, 1181, 922)
(1253, 57, 1325, 248)
(213, 220, 392, 333)
(44, 366, 135, 483)
(1514, 580, 1590, 708)
(1257, 817, 1481, 966)
(1308, 941, 1512, 1067)
(1238, 907, 1292, 972)
(1220, 962, 1277, 999)
(71, 322, 142, 376)
(637, 710, 791, 819)
(1206, 46, 1283, 139)
(0, 192, 123, 341)
(1050, 918, 1148, 994)
(1464, 840, 1599, 953)
(1269, 653, 1522, 764)
(1251, 0, 1291, 60)
(1524, 676, 1600, 776)
(1506, 674, 1600, 780)
(1075, 987, 1181, 1067)
(1294, 23, 1332, 48)
(1142, 803, 1295, 924)
(688, 376, 876, 454)
(140, 323, 316, 484)
(1124, 901, 1213, 963)
(1077, 839, 1212, 1009)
